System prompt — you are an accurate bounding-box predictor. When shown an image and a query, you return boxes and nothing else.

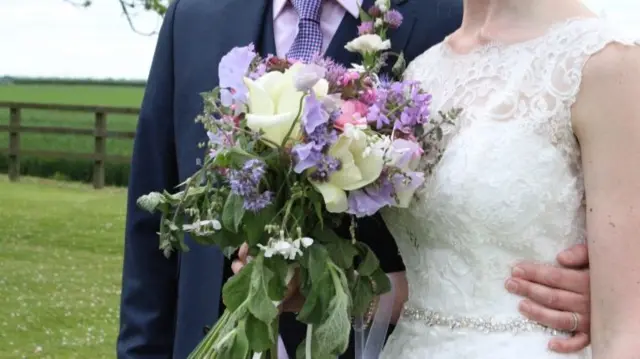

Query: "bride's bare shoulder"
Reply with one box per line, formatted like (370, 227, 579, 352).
(572, 39, 640, 134)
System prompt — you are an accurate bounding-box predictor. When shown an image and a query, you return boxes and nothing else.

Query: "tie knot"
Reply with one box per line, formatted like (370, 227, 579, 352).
(291, 0, 322, 21)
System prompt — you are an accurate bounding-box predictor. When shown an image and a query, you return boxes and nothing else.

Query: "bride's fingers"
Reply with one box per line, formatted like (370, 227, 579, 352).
(231, 259, 245, 274)
(511, 262, 589, 294)
(548, 332, 590, 353)
(238, 242, 249, 262)
(518, 299, 590, 333)
(505, 278, 589, 313)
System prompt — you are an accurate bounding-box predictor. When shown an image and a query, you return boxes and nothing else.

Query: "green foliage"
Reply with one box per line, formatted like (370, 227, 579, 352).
(0, 155, 130, 187)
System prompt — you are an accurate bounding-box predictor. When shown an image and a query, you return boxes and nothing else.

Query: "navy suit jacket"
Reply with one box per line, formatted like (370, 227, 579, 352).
(117, 0, 462, 358)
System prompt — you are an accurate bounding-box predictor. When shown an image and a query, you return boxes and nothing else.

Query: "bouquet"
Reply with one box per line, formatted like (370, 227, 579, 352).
(137, 2, 456, 358)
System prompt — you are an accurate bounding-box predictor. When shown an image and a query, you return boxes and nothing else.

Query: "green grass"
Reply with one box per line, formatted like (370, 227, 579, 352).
(0, 84, 144, 157)
(0, 177, 127, 358)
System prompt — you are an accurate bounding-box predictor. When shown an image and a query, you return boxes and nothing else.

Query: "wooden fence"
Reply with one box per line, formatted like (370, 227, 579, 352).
(0, 102, 139, 189)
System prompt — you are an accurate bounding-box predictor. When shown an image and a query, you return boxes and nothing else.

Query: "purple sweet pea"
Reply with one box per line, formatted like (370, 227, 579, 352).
(292, 142, 322, 173)
(347, 178, 395, 217)
(302, 93, 330, 135)
(219, 44, 257, 106)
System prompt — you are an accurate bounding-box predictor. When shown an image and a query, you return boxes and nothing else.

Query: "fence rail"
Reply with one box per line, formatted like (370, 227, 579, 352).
(0, 102, 139, 189)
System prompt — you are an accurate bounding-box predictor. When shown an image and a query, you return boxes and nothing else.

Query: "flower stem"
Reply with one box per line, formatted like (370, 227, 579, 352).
(305, 324, 313, 359)
(269, 316, 280, 359)
(280, 94, 307, 148)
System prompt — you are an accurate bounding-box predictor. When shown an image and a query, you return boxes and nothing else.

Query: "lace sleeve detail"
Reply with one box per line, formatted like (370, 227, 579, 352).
(552, 20, 640, 110)
(530, 19, 640, 178)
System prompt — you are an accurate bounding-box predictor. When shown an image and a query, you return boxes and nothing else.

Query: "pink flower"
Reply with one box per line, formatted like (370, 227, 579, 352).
(334, 100, 369, 131)
(360, 88, 377, 105)
(339, 71, 360, 86)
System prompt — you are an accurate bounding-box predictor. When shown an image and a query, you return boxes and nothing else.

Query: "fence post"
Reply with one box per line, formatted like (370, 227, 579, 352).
(8, 107, 21, 182)
(93, 111, 107, 189)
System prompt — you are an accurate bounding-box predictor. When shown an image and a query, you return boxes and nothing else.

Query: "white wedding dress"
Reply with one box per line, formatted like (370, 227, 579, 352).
(378, 17, 638, 359)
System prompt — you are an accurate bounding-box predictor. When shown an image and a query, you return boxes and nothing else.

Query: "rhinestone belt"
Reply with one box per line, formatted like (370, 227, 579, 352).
(401, 307, 565, 335)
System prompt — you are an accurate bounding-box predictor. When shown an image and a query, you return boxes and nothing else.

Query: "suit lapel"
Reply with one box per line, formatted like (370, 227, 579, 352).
(323, 0, 375, 66)
(211, 0, 270, 57)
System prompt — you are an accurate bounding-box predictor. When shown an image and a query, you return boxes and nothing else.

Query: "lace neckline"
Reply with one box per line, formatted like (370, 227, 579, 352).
(440, 16, 600, 58)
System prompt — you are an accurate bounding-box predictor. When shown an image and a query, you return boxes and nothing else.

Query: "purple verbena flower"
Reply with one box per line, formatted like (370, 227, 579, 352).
(243, 191, 273, 212)
(219, 44, 257, 106)
(228, 159, 272, 211)
(308, 124, 338, 150)
(309, 155, 341, 182)
(384, 10, 403, 29)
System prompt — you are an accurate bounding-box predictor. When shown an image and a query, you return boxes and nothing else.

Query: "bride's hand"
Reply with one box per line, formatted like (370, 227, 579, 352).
(505, 243, 591, 353)
(231, 243, 305, 313)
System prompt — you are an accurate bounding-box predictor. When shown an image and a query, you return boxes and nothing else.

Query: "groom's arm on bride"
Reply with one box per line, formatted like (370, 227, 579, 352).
(568, 43, 640, 358)
(505, 243, 590, 352)
(117, 2, 180, 357)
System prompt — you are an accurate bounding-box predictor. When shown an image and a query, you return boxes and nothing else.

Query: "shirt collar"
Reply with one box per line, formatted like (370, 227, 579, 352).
(273, 0, 362, 20)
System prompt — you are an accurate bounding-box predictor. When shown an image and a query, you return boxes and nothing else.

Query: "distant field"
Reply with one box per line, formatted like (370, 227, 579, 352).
(0, 84, 144, 157)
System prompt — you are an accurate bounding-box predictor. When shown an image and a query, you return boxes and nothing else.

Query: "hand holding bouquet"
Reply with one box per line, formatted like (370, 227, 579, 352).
(137, 2, 455, 358)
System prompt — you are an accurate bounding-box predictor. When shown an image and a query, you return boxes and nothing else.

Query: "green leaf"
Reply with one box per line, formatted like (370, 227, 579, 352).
(243, 205, 277, 246)
(355, 242, 380, 277)
(191, 228, 244, 248)
(370, 267, 392, 295)
(304, 245, 330, 285)
(358, 6, 372, 22)
(296, 271, 332, 324)
(311, 285, 351, 356)
(248, 255, 279, 324)
(244, 313, 274, 352)
(222, 193, 245, 233)
(350, 276, 375, 318)
(295, 336, 336, 359)
(216, 322, 250, 359)
(316, 228, 357, 270)
(222, 259, 254, 311)
(392, 52, 407, 79)
(266, 256, 289, 301)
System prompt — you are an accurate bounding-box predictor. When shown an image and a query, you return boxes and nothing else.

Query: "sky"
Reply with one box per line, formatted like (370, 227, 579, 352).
(1, 0, 638, 80)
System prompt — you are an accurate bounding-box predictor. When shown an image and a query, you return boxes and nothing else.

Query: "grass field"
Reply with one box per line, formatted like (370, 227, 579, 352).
(0, 84, 144, 157)
(0, 177, 126, 358)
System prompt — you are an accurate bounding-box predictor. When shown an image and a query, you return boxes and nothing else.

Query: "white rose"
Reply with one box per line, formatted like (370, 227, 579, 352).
(244, 63, 329, 145)
(375, 0, 390, 12)
(344, 34, 391, 55)
(312, 128, 385, 213)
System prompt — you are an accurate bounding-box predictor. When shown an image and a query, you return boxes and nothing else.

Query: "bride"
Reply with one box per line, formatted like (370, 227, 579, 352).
(374, 0, 640, 358)
(234, 0, 640, 357)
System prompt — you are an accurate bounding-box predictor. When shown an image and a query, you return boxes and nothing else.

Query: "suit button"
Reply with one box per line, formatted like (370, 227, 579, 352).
(203, 326, 211, 335)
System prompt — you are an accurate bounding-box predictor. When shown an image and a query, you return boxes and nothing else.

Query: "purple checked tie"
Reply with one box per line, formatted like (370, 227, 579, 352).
(286, 0, 323, 62)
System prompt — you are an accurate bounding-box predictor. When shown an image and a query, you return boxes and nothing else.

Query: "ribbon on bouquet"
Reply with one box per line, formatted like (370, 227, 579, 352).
(354, 275, 396, 359)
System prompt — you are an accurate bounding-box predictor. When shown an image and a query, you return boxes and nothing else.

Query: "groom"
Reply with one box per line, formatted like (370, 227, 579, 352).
(118, 0, 592, 358)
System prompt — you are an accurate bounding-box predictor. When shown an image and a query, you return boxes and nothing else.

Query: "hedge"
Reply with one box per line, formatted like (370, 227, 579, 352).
(0, 155, 130, 187)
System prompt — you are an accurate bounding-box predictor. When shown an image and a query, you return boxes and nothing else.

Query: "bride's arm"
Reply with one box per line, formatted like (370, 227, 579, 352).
(385, 271, 409, 324)
(572, 43, 640, 358)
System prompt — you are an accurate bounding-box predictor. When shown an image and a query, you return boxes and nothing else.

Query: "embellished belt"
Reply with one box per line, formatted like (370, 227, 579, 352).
(401, 306, 565, 335)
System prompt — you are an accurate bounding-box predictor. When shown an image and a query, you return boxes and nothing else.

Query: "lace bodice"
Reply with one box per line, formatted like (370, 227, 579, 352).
(379, 18, 638, 359)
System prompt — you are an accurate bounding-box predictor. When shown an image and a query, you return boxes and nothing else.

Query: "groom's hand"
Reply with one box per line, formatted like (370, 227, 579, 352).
(505, 243, 591, 353)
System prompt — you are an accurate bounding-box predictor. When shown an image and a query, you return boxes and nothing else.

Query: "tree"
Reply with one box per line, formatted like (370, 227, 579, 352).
(64, 0, 170, 34)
